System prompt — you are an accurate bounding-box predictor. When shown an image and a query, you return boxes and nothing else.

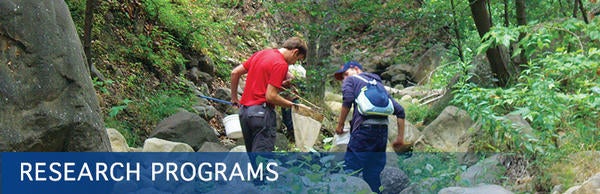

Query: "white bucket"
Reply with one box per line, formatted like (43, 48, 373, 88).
(223, 114, 243, 139)
(334, 125, 350, 145)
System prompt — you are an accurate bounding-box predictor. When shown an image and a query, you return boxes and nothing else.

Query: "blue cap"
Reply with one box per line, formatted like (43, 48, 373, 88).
(334, 61, 363, 80)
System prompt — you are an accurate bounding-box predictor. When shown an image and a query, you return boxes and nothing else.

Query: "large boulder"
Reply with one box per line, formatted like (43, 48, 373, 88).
(150, 111, 218, 151)
(422, 106, 474, 152)
(387, 118, 421, 151)
(0, 0, 110, 151)
(380, 166, 410, 193)
(107, 128, 129, 152)
(548, 151, 600, 187)
(198, 142, 229, 152)
(328, 173, 372, 193)
(564, 173, 600, 194)
(460, 154, 506, 186)
(410, 44, 447, 85)
(142, 138, 193, 152)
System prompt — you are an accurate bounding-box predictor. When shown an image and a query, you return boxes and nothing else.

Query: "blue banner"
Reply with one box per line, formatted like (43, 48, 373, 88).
(2, 152, 493, 193)
(1, 152, 355, 194)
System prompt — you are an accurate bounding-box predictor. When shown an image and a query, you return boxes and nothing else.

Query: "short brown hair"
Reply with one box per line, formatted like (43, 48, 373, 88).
(282, 37, 308, 58)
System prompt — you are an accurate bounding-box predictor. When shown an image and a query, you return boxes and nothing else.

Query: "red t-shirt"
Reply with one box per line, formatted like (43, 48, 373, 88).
(240, 49, 289, 106)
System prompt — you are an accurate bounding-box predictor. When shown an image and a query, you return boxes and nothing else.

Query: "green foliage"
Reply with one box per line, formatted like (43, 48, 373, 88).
(142, 0, 235, 78)
(92, 78, 114, 94)
(123, 29, 187, 78)
(399, 153, 467, 193)
(271, 153, 373, 193)
(321, 135, 334, 151)
(452, 18, 600, 191)
(399, 100, 429, 125)
(64, 0, 86, 34)
(134, 85, 195, 127)
(109, 99, 133, 118)
(105, 118, 139, 147)
(297, 66, 334, 104)
(65, 1, 599, 191)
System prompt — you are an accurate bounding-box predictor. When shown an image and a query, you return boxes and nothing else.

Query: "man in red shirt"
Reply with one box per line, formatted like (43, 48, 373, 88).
(230, 37, 309, 152)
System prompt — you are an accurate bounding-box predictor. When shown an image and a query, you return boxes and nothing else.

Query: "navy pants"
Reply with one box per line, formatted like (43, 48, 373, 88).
(344, 124, 388, 193)
(239, 104, 277, 152)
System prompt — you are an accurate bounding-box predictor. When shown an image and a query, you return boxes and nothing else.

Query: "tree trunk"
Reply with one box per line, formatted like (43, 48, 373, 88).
(84, 0, 104, 80)
(450, 0, 465, 62)
(515, 0, 527, 67)
(504, 0, 510, 27)
(577, 0, 589, 23)
(305, 0, 336, 102)
(469, 0, 511, 87)
(559, 0, 568, 17)
(573, 0, 579, 18)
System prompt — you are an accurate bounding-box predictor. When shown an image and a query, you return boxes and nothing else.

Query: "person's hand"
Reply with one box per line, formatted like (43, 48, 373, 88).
(292, 103, 312, 110)
(231, 98, 240, 108)
(335, 125, 344, 135)
(392, 137, 405, 148)
(283, 72, 294, 87)
(282, 79, 292, 88)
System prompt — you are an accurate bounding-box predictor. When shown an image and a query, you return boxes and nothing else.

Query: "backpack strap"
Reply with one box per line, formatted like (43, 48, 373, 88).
(352, 74, 377, 85)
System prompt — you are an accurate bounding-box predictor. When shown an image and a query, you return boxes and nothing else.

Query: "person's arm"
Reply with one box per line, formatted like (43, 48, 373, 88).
(336, 78, 355, 134)
(282, 72, 294, 88)
(335, 105, 351, 134)
(230, 64, 247, 106)
(392, 118, 405, 147)
(266, 84, 299, 108)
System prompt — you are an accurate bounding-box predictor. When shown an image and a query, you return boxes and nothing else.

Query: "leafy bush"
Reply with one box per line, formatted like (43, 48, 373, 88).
(134, 85, 195, 130)
(142, 0, 235, 78)
(452, 19, 599, 191)
(399, 101, 429, 125)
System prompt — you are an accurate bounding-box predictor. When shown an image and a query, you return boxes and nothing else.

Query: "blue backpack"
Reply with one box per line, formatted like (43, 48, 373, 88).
(353, 75, 395, 116)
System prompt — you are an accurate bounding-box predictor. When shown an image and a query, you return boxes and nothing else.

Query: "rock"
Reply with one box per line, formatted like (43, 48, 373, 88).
(387, 118, 421, 149)
(213, 87, 234, 113)
(150, 110, 218, 151)
(399, 177, 444, 194)
(192, 105, 219, 121)
(142, 138, 194, 152)
(380, 166, 410, 193)
(275, 132, 289, 151)
(198, 142, 229, 152)
(0, 0, 111, 151)
(548, 151, 600, 186)
(327, 173, 372, 193)
(400, 95, 413, 102)
(421, 106, 474, 152)
(107, 128, 129, 152)
(564, 173, 600, 194)
(230, 145, 247, 152)
(410, 44, 447, 85)
(439, 184, 513, 194)
(325, 101, 343, 113)
(460, 154, 506, 186)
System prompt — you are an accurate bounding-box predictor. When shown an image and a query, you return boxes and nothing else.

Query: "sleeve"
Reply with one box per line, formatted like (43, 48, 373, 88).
(391, 98, 405, 119)
(268, 62, 288, 89)
(242, 52, 257, 70)
(341, 78, 355, 108)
